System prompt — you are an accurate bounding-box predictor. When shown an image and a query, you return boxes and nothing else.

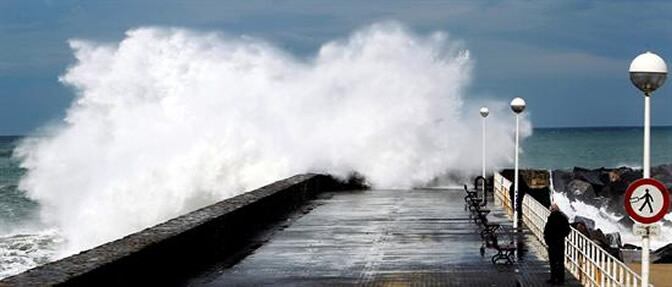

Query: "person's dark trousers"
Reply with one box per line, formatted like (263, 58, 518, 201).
(547, 243, 565, 283)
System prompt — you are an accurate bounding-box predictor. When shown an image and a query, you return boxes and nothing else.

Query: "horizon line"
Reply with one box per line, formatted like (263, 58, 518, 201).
(534, 124, 672, 130)
(2, 125, 672, 137)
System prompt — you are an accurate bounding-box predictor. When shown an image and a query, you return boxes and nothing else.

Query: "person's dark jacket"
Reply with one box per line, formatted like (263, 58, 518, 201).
(544, 210, 571, 247)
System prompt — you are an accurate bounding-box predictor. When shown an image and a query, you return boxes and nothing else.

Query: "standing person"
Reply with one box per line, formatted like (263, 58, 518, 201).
(544, 203, 571, 285)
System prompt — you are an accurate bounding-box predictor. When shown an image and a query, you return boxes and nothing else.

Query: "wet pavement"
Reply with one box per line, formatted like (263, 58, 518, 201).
(188, 189, 581, 286)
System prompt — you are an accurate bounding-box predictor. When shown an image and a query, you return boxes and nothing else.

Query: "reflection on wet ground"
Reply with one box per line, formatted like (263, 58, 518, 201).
(189, 189, 580, 286)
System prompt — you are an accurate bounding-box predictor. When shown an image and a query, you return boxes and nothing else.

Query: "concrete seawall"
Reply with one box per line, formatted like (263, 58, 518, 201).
(1, 174, 356, 286)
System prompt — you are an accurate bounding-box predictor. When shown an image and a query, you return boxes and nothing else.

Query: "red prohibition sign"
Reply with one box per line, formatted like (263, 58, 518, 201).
(624, 178, 670, 224)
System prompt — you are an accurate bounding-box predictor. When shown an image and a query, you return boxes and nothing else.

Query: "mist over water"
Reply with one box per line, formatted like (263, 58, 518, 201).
(14, 23, 526, 256)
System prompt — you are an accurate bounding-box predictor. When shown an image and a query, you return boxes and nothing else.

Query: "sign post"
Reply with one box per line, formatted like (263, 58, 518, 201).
(624, 178, 670, 287)
(510, 97, 525, 230)
(480, 106, 489, 185)
(629, 51, 667, 287)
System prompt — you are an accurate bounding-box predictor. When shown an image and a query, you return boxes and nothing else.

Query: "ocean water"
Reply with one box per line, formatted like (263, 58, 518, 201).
(522, 126, 672, 170)
(0, 137, 61, 279)
(0, 136, 33, 230)
(0, 127, 671, 278)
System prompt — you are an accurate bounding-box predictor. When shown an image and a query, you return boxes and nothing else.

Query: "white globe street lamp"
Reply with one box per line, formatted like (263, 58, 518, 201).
(630, 51, 668, 180)
(480, 106, 489, 186)
(480, 106, 490, 118)
(510, 97, 526, 230)
(629, 51, 667, 287)
(511, 97, 526, 114)
(630, 52, 667, 95)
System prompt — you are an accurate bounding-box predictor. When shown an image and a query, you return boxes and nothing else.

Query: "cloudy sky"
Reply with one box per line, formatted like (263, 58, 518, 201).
(1, 0, 671, 134)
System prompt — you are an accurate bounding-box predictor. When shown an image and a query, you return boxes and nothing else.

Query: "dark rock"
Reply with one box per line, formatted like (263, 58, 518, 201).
(573, 167, 606, 194)
(573, 216, 595, 230)
(590, 229, 609, 248)
(567, 179, 594, 197)
(552, 166, 645, 202)
(590, 228, 622, 260)
(551, 169, 573, 194)
(619, 168, 642, 184)
(550, 166, 648, 217)
(566, 179, 601, 205)
(607, 169, 622, 183)
(528, 187, 552, 208)
(617, 216, 635, 228)
(653, 243, 672, 263)
(521, 170, 550, 189)
(570, 221, 591, 238)
(652, 164, 672, 186)
(605, 232, 622, 249)
(569, 220, 623, 257)
(600, 181, 627, 201)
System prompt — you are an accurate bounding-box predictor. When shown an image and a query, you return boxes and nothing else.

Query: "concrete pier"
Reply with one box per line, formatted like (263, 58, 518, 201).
(0, 174, 351, 286)
(189, 188, 581, 286)
(2, 175, 581, 286)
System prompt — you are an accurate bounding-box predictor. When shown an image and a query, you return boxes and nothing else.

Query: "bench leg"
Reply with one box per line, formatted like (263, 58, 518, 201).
(491, 253, 500, 264)
(506, 250, 515, 264)
(491, 250, 515, 265)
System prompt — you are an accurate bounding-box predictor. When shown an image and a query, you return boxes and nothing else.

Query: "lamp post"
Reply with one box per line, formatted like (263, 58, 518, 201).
(510, 97, 526, 230)
(480, 106, 489, 185)
(629, 51, 667, 287)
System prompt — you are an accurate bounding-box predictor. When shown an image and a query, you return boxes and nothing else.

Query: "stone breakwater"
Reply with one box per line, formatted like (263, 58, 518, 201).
(0, 174, 364, 287)
(551, 165, 672, 220)
(506, 166, 672, 263)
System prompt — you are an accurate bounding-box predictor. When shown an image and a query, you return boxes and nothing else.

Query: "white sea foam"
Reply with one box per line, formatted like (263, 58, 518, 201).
(0, 228, 62, 279)
(614, 163, 642, 169)
(15, 23, 528, 257)
(553, 191, 671, 250)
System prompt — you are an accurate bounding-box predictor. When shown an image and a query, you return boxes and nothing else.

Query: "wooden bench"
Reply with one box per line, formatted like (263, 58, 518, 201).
(479, 222, 500, 239)
(472, 208, 491, 224)
(464, 180, 514, 264)
(463, 185, 478, 202)
(463, 185, 485, 211)
(481, 230, 516, 264)
(464, 184, 498, 237)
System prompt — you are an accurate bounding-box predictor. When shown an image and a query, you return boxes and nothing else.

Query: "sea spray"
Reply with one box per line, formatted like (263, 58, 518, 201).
(553, 191, 672, 250)
(0, 229, 62, 279)
(15, 22, 528, 256)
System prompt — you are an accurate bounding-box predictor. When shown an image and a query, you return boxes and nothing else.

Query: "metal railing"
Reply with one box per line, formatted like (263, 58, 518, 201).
(493, 173, 513, 217)
(521, 192, 548, 243)
(493, 172, 649, 287)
